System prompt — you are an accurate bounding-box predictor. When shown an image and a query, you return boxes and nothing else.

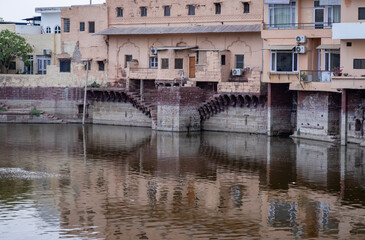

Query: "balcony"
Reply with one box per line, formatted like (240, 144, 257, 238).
(263, 22, 334, 30)
(333, 23, 365, 40)
(128, 68, 158, 80)
(300, 70, 331, 83)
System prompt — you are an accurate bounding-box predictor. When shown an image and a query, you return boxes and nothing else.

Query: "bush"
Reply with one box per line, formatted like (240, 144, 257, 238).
(0, 107, 6, 112)
(29, 108, 42, 117)
(87, 81, 101, 88)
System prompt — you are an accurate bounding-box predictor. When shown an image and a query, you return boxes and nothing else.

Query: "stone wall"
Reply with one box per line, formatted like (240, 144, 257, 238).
(0, 87, 84, 121)
(155, 87, 204, 132)
(92, 102, 152, 127)
(294, 91, 341, 142)
(346, 90, 365, 144)
(202, 105, 267, 134)
(268, 84, 295, 136)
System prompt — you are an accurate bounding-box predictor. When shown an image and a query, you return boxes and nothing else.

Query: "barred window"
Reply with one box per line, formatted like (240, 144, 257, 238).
(63, 18, 70, 32)
(117, 7, 123, 17)
(164, 6, 171, 16)
(88, 22, 95, 33)
(140, 7, 147, 17)
(188, 5, 195, 15)
(175, 58, 183, 69)
(354, 59, 365, 69)
(161, 58, 169, 69)
(80, 22, 85, 31)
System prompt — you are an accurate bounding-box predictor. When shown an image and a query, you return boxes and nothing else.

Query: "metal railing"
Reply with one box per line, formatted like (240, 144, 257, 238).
(263, 22, 335, 30)
(300, 70, 332, 83)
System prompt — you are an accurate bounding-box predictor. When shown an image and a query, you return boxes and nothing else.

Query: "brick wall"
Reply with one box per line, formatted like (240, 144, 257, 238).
(346, 90, 365, 143)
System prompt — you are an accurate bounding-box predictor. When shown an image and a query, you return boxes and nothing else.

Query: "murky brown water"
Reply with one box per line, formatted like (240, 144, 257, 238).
(0, 124, 364, 239)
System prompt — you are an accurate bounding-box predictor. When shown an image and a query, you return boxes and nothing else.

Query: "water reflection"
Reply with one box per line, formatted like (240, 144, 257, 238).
(0, 124, 365, 239)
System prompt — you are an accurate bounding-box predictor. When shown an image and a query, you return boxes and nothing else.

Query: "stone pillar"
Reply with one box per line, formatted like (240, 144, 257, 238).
(140, 79, 144, 101)
(154, 87, 204, 132)
(341, 89, 347, 146)
(267, 83, 273, 136)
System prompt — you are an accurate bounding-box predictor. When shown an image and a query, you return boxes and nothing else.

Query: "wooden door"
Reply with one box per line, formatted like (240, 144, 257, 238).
(189, 56, 196, 78)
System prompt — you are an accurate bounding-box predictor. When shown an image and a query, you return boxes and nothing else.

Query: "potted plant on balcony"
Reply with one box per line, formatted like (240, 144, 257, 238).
(330, 66, 342, 76)
(300, 72, 308, 82)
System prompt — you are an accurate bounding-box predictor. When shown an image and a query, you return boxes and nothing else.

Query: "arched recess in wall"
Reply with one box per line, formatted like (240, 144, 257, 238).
(227, 38, 252, 68)
(198, 37, 216, 49)
(117, 39, 140, 69)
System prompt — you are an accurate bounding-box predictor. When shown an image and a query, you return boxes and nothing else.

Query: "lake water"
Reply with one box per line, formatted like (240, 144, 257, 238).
(0, 124, 364, 239)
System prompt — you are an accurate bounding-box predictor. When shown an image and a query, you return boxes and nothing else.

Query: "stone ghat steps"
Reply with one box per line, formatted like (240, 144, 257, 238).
(0, 106, 66, 123)
(198, 93, 266, 121)
(0, 102, 10, 111)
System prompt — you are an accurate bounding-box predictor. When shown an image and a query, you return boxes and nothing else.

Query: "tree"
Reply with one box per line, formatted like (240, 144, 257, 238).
(0, 29, 33, 73)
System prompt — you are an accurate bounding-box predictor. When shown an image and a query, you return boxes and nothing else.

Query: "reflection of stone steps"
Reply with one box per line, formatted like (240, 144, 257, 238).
(41, 113, 66, 123)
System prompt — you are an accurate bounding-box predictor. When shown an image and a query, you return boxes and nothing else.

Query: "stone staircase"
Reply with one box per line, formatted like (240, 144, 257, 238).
(0, 102, 66, 123)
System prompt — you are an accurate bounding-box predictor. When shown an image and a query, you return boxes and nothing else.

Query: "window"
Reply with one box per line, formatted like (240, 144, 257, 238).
(117, 7, 123, 17)
(175, 58, 183, 69)
(98, 61, 105, 71)
(140, 7, 147, 17)
(244, 2, 250, 13)
(88, 22, 95, 33)
(46, 26, 51, 34)
(9, 62, 16, 70)
(324, 51, 340, 71)
(235, 55, 244, 69)
(221, 55, 226, 66)
(164, 6, 171, 16)
(63, 18, 70, 32)
(55, 25, 61, 34)
(60, 59, 71, 72)
(271, 51, 298, 72)
(268, 1, 296, 29)
(150, 57, 158, 68)
(215, 3, 221, 15)
(347, 42, 352, 47)
(188, 5, 195, 15)
(327, 5, 341, 26)
(354, 59, 365, 69)
(37, 56, 51, 74)
(85, 61, 91, 71)
(161, 58, 169, 69)
(125, 55, 132, 68)
(80, 22, 85, 31)
(359, 8, 365, 20)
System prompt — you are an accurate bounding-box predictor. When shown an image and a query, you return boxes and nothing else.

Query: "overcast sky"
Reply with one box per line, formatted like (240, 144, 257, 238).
(0, 0, 106, 22)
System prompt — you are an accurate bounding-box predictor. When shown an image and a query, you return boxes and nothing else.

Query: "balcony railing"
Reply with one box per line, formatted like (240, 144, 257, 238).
(263, 22, 335, 30)
(300, 70, 331, 83)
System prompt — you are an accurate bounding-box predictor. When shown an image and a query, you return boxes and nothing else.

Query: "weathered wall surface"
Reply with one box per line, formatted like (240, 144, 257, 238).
(202, 105, 267, 134)
(295, 91, 341, 141)
(346, 90, 365, 143)
(92, 102, 152, 127)
(0, 87, 84, 121)
(156, 87, 204, 131)
(268, 84, 295, 136)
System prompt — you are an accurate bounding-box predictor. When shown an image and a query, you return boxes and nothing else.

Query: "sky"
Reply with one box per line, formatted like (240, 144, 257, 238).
(0, 0, 105, 22)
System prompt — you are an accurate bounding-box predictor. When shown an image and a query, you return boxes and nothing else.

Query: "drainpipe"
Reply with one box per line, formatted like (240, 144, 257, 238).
(82, 60, 89, 125)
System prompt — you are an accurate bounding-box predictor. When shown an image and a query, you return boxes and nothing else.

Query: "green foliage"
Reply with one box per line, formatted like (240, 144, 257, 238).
(87, 81, 101, 88)
(0, 29, 33, 73)
(0, 107, 6, 112)
(29, 108, 42, 117)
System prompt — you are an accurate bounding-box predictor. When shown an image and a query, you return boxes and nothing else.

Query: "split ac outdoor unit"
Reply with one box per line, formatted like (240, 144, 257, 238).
(296, 35, 307, 43)
(232, 68, 243, 76)
(43, 49, 52, 56)
(295, 46, 306, 54)
(150, 47, 158, 55)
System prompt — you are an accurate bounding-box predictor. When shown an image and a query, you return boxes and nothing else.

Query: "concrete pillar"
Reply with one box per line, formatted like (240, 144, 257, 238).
(267, 83, 273, 136)
(341, 89, 347, 146)
(154, 87, 204, 132)
(140, 79, 144, 101)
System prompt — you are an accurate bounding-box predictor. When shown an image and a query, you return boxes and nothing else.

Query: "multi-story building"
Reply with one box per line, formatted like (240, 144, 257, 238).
(332, 0, 365, 145)
(262, 0, 343, 140)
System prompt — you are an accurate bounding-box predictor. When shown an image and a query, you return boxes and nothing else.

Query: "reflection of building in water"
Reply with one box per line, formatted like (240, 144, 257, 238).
(2, 125, 365, 239)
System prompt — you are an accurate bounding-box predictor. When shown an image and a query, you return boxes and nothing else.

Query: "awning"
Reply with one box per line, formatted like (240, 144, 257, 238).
(156, 46, 197, 51)
(263, 45, 295, 50)
(319, 0, 340, 5)
(316, 44, 340, 50)
(56, 53, 71, 59)
(96, 24, 261, 35)
(264, 0, 290, 4)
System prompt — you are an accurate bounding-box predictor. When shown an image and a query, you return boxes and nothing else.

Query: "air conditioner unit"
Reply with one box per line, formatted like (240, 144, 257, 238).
(150, 47, 158, 55)
(43, 49, 52, 56)
(232, 68, 242, 76)
(295, 35, 307, 43)
(295, 46, 306, 54)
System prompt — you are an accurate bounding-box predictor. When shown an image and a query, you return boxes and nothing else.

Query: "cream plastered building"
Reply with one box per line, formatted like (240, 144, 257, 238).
(90, 0, 265, 94)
